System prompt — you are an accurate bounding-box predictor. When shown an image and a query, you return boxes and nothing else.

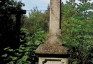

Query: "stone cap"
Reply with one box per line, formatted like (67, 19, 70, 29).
(35, 43, 68, 55)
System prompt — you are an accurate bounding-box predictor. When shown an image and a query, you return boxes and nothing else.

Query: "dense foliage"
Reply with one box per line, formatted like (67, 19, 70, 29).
(23, 7, 49, 34)
(1, 0, 93, 64)
(2, 28, 46, 64)
(61, 0, 93, 64)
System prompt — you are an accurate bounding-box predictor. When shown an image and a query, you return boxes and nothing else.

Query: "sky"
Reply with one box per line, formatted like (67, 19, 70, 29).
(20, 0, 93, 16)
(22, 0, 50, 10)
(21, 0, 67, 10)
(21, 0, 67, 16)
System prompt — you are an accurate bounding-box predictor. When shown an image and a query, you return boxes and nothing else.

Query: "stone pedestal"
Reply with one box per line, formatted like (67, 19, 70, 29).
(35, 44, 69, 64)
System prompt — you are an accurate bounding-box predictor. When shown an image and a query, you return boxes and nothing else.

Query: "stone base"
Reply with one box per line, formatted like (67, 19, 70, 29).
(35, 43, 69, 64)
(35, 43, 68, 55)
(39, 57, 68, 64)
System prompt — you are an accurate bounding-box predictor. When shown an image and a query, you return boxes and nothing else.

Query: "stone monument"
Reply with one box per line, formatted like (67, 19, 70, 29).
(35, 0, 69, 64)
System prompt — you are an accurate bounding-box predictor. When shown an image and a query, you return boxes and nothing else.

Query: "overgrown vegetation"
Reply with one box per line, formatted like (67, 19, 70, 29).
(2, 28, 46, 64)
(0, 0, 93, 64)
(62, 0, 93, 64)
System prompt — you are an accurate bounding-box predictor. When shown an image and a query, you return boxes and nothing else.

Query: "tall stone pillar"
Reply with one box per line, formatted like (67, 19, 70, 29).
(49, 0, 61, 34)
(47, 0, 62, 45)
(35, 0, 69, 64)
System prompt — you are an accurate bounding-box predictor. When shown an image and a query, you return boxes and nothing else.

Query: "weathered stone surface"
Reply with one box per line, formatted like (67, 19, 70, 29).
(48, 0, 62, 45)
(49, 0, 61, 35)
(35, 43, 68, 54)
(46, 33, 62, 46)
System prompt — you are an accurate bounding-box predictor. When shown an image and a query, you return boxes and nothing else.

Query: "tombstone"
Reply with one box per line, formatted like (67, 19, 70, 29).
(35, 0, 69, 64)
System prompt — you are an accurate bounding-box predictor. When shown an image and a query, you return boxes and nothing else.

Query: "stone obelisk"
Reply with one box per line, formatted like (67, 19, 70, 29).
(35, 0, 69, 64)
(47, 0, 61, 45)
